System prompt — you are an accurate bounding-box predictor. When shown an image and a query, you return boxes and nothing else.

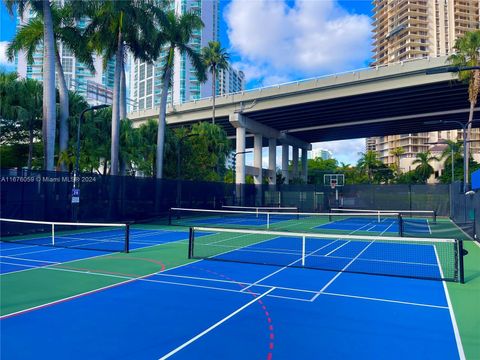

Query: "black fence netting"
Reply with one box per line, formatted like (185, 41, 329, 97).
(449, 181, 478, 240)
(1, 169, 451, 224)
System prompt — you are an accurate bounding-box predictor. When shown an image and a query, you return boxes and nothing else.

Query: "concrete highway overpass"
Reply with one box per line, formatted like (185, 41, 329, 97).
(128, 56, 479, 184)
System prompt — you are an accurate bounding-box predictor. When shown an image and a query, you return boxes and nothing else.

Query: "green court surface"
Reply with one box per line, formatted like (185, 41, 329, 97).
(1, 220, 479, 359)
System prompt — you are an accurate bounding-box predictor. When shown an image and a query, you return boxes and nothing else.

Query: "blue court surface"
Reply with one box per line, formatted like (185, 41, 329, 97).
(185, 214, 432, 235)
(316, 217, 431, 234)
(0, 228, 193, 275)
(0, 228, 463, 359)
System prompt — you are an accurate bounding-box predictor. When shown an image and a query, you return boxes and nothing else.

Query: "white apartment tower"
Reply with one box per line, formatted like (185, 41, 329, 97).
(130, 0, 221, 111)
(14, 7, 115, 104)
(369, 0, 480, 175)
(218, 66, 245, 95)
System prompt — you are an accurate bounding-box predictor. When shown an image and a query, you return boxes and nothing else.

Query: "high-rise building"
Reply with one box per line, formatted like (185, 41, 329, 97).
(218, 66, 245, 95)
(372, 0, 479, 65)
(130, 0, 221, 111)
(14, 6, 115, 104)
(369, 0, 480, 177)
(310, 148, 333, 160)
(365, 138, 377, 151)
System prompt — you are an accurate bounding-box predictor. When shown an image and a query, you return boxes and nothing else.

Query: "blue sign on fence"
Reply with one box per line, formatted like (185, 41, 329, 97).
(472, 169, 480, 190)
(72, 188, 80, 197)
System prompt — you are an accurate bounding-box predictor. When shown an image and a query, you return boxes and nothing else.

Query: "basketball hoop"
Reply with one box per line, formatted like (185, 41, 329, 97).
(330, 179, 337, 190)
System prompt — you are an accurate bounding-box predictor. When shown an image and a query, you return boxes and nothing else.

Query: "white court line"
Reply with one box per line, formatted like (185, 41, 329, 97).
(0, 255, 58, 264)
(240, 239, 340, 292)
(427, 219, 432, 235)
(321, 291, 449, 309)
(433, 246, 466, 360)
(28, 262, 452, 309)
(157, 287, 276, 360)
(240, 218, 379, 293)
(0, 229, 193, 277)
(311, 223, 393, 301)
(0, 261, 42, 269)
(324, 221, 375, 256)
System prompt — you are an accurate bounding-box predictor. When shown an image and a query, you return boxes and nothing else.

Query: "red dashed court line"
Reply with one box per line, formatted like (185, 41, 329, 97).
(195, 266, 275, 359)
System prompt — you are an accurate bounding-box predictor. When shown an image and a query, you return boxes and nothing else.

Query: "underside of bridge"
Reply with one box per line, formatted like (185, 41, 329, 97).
(129, 57, 480, 186)
(181, 81, 477, 148)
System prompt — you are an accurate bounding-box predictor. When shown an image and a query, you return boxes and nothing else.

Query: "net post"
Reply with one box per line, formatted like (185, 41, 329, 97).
(168, 208, 172, 225)
(398, 214, 403, 237)
(51, 223, 55, 246)
(377, 211, 380, 223)
(124, 223, 130, 253)
(267, 213, 270, 229)
(188, 227, 194, 259)
(256, 208, 259, 218)
(301, 236, 306, 266)
(458, 240, 465, 284)
(433, 210, 437, 225)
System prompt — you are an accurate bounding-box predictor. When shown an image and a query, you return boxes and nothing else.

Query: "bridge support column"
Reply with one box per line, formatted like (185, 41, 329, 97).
(253, 133, 263, 185)
(282, 144, 289, 184)
(235, 127, 246, 184)
(269, 138, 276, 185)
(302, 148, 308, 182)
(292, 147, 299, 179)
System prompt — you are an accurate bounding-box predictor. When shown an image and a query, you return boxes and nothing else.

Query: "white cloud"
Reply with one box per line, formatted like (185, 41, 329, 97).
(0, 41, 15, 71)
(312, 139, 365, 165)
(225, 0, 372, 86)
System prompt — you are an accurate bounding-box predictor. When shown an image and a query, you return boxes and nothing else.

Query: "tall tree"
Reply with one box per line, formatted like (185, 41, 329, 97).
(4, 0, 56, 170)
(202, 41, 229, 125)
(86, 0, 158, 175)
(448, 30, 480, 187)
(6, 3, 95, 170)
(151, 10, 206, 179)
(412, 151, 440, 183)
(357, 150, 380, 182)
(389, 147, 405, 174)
(0, 72, 43, 169)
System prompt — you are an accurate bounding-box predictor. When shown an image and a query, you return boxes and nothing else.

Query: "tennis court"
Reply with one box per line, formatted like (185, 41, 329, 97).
(1, 217, 477, 359)
(169, 207, 435, 237)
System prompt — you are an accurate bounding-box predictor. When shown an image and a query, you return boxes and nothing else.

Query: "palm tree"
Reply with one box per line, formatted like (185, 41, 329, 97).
(86, 0, 158, 175)
(448, 30, 480, 186)
(6, 3, 95, 171)
(4, 0, 56, 171)
(440, 140, 463, 182)
(389, 147, 405, 174)
(412, 151, 440, 183)
(357, 150, 380, 182)
(152, 10, 206, 179)
(202, 41, 229, 125)
(0, 73, 42, 169)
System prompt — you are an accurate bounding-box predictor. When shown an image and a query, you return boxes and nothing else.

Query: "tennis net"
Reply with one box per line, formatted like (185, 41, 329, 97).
(330, 208, 437, 224)
(170, 207, 403, 236)
(188, 227, 463, 282)
(222, 205, 298, 213)
(0, 218, 130, 252)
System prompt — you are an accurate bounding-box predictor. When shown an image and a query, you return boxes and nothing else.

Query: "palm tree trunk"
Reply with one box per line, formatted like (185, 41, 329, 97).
(465, 71, 479, 188)
(42, 1, 56, 171)
(156, 66, 172, 179)
(120, 60, 127, 120)
(110, 32, 123, 176)
(212, 67, 216, 125)
(56, 51, 70, 171)
(28, 118, 34, 170)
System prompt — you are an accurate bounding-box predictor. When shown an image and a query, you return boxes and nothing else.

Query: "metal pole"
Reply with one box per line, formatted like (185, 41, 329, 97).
(463, 123, 467, 192)
(73, 104, 110, 221)
(451, 148, 454, 183)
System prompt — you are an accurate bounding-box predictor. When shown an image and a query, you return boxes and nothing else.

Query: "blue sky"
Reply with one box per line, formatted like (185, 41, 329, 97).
(0, 0, 373, 164)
